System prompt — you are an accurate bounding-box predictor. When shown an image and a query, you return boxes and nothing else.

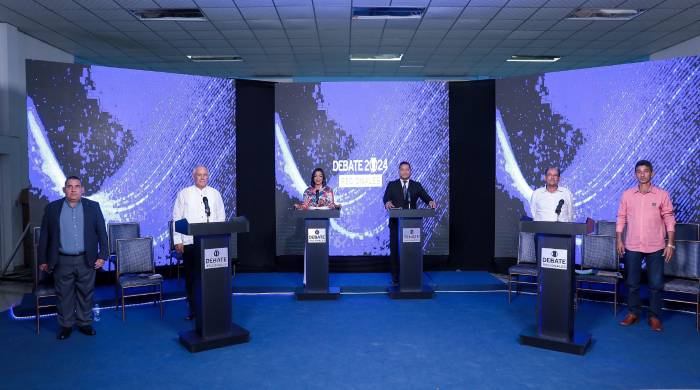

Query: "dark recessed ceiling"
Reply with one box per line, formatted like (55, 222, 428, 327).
(1, 0, 699, 80)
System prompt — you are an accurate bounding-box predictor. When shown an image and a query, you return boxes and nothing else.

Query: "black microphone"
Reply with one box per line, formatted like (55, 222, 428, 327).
(555, 199, 564, 215)
(407, 189, 412, 210)
(315, 190, 320, 204)
(203, 196, 211, 218)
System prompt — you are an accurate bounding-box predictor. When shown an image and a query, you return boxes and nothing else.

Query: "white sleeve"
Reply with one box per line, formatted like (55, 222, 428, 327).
(172, 190, 185, 245)
(529, 190, 537, 219)
(214, 190, 226, 222)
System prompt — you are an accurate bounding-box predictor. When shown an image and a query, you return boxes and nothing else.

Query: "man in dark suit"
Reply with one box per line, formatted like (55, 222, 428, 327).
(383, 161, 436, 285)
(38, 176, 108, 340)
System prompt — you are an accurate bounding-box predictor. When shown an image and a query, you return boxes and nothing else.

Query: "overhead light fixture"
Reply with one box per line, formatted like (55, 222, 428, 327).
(186, 55, 243, 62)
(352, 7, 425, 20)
(350, 54, 403, 62)
(131, 8, 207, 21)
(507, 55, 560, 63)
(566, 8, 645, 21)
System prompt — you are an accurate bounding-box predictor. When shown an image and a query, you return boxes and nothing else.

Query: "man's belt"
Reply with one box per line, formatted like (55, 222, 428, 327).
(59, 251, 86, 256)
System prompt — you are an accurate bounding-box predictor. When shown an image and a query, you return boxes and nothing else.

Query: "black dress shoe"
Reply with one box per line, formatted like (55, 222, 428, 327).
(77, 325, 96, 336)
(185, 313, 195, 321)
(57, 327, 72, 340)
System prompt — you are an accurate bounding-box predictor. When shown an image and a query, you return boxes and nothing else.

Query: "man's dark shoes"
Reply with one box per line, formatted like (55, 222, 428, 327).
(619, 313, 638, 326)
(57, 327, 72, 340)
(648, 316, 663, 332)
(78, 325, 96, 336)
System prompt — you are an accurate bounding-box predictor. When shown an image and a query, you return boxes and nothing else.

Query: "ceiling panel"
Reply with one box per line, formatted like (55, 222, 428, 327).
(0, 0, 696, 78)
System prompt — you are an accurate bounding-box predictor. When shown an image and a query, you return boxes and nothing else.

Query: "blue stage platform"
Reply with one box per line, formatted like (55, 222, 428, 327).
(3, 272, 699, 389)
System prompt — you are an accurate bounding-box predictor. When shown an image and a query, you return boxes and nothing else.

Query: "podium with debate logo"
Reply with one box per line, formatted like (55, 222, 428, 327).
(295, 209, 341, 300)
(518, 221, 592, 355)
(388, 208, 435, 299)
(175, 218, 250, 353)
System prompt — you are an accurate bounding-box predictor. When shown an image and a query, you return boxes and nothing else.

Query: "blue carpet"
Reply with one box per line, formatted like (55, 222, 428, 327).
(3, 285, 700, 389)
(12, 272, 506, 316)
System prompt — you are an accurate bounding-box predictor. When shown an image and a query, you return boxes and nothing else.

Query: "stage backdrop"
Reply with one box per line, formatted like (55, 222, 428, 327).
(26, 60, 236, 265)
(275, 82, 449, 256)
(495, 55, 700, 258)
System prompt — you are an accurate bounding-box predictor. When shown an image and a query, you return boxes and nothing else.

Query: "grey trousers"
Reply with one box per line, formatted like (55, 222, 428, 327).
(54, 254, 95, 328)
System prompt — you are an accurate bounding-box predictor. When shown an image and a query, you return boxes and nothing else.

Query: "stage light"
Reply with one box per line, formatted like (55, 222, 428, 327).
(130, 8, 207, 21)
(186, 55, 243, 62)
(350, 54, 403, 62)
(507, 55, 561, 63)
(352, 7, 425, 20)
(566, 8, 645, 21)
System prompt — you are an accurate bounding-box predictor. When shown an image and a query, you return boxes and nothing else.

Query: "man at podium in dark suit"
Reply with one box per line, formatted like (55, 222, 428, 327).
(383, 161, 436, 285)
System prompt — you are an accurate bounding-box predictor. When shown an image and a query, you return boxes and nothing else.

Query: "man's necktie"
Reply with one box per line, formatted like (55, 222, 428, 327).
(403, 181, 408, 202)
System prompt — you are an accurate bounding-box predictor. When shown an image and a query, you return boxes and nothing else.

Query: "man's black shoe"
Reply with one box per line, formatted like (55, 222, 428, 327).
(78, 325, 96, 336)
(57, 327, 72, 340)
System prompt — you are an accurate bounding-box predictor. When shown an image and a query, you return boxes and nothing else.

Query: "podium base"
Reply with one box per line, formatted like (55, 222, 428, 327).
(519, 327, 591, 355)
(388, 285, 435, 299)
(295, 286, 341, 300)
(179, 323, 250, 353)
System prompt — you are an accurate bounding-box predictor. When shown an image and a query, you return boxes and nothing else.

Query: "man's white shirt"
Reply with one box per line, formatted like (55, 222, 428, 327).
(530, 186, 574, 222)
(172, 185, 226, 245)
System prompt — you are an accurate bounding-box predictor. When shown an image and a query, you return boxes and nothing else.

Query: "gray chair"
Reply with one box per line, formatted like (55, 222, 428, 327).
(675, 223, 700, 241)
(576, 234, 622, 314)
(508, 231, 538, 303)
(596, 220, 617, 237)
(107, 222, 140, 271)
(663, 240, 700, 331)
(32, 226, 56, 334)
(115, 237, 163, 321)
(167, 220, 184, 280)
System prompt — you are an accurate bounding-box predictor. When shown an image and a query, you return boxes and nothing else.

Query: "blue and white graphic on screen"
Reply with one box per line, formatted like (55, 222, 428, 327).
(275, 82, 449, 256)
(495, 56, 700, 257)
(26, 60, 236, 265)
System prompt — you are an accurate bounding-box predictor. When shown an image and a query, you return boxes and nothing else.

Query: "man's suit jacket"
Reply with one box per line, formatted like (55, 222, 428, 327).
(38, 197, 109, 270)
(383, 179, 433, 210)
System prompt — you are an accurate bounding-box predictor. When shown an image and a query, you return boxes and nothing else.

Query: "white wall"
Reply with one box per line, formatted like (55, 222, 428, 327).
(0, 23, 73, 272)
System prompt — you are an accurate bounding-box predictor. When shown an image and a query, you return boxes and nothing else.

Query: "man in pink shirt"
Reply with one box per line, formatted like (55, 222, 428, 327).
(616, 160, 676, 332)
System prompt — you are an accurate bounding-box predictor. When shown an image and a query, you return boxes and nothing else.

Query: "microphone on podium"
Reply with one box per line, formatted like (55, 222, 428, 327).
(555, 199, 564, 217)
(203, 196, 211, 221)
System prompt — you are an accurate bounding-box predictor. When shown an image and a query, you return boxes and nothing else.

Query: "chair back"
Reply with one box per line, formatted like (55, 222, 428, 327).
(675, 223, 700, 241)
(116, 237, 155, 276)
(518, 231, 536, 264)
(32, 226, 52, 288)
(108, 222, 140, 256)
(665, 240, 700, 279)
(596, 220, 617, 237)
(581, 234, 618, 271)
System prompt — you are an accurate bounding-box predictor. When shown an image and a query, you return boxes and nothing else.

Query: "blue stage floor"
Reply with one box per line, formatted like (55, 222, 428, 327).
(3, 272, 700, 389)
(12, 271, 506, 317)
